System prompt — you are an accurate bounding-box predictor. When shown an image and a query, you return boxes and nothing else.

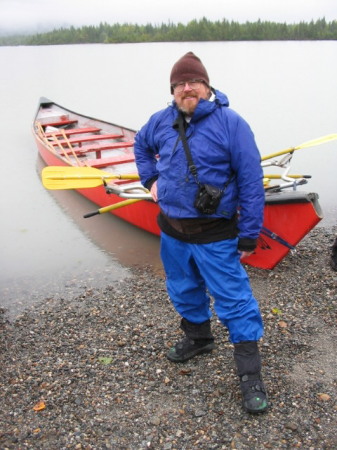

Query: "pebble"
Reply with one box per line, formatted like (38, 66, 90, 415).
(285, 422, 299, 431)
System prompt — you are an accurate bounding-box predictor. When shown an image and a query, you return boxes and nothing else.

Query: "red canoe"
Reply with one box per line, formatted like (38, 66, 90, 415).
(33, 98, 323, 270)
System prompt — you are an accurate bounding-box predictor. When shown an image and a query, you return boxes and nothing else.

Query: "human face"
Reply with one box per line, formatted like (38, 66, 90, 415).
(172, 80, 211, 115)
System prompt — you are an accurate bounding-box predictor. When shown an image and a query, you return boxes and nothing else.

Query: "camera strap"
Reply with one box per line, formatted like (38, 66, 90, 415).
(177, 111, 200, 184)
(177, 111, 233, 190)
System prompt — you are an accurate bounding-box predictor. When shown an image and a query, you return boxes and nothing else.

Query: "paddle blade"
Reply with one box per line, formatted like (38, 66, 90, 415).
(262, 133, 337, 161)
(42, 166, 105, 189)
(41, 166, 139, 190)
(294, 133, 337, 150)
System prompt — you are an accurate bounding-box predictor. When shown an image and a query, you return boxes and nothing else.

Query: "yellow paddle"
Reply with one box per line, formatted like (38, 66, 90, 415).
(83, 198, 144, 218)
(42, 133, 336, 190)
(42, 166, 140, 190)
(261, 133, 337, 161)
(263, 174, 311, 179)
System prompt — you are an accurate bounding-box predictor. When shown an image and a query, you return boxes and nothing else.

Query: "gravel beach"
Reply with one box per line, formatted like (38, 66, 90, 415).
(1, 226, 337, 449)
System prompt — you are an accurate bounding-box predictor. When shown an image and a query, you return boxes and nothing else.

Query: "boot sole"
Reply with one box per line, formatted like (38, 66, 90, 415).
(166, 343, 216, 363)
(243, 402, 269, 414)
(243, 396, 269, 414)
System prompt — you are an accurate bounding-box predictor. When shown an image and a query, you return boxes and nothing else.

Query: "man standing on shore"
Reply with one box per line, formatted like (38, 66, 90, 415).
(134, 52, 268, 414)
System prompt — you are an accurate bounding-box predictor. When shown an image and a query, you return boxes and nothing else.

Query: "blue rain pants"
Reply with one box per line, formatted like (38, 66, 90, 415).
(160, 232, 264, 344)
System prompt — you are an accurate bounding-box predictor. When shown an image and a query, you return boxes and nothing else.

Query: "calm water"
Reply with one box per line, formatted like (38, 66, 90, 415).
(0, 41, 336, 318)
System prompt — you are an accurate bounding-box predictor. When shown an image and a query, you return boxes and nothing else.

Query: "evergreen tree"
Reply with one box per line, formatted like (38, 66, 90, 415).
(0, 18, 336, 46)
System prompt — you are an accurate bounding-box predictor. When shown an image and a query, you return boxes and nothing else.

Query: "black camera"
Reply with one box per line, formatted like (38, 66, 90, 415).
(194, 184, 223, 215)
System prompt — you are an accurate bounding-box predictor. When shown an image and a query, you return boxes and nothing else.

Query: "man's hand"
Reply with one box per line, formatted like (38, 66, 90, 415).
(150, 181, 158, 202)
(240, 251, 254, 260)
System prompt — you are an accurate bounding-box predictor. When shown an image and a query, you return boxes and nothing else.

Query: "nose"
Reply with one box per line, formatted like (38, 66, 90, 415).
(183, 82, 193, 91)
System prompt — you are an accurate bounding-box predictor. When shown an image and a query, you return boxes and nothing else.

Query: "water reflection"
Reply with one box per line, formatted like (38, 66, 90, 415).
(1, 157, 163, 320)
(44, 160, 163, 275)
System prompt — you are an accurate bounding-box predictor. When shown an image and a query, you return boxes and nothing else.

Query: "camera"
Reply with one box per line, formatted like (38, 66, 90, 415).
(194, 184, 223, 215)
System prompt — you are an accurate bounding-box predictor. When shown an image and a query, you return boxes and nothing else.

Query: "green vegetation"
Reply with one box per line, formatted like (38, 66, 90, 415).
(1, 17, 336, 46)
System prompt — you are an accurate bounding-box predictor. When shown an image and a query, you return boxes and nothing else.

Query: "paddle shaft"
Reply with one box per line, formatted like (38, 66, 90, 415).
(83, 198, 143, 218)
(264, 174, 311, 179)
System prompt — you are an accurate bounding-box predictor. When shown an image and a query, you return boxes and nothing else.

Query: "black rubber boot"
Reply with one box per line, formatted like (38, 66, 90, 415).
(234, 341, 268, 414)
(167, 318, 215, 363)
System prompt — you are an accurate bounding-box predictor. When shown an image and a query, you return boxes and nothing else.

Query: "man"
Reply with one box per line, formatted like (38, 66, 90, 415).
(134, 52, 268, 414)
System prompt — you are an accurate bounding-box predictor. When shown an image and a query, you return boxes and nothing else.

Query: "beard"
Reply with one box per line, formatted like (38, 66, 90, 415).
(175, 87, 211, 115)
(177, 95, 199, 115)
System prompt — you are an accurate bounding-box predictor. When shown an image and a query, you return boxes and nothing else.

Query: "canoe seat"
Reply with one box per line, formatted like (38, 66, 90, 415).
(52, 134, 126, 146)
(41, 119, 78, 127)
(78, 141, 134, 152)
(86, 154, 135, 168)
(57, 141, 134, 158)
(44, 126, 102, 137)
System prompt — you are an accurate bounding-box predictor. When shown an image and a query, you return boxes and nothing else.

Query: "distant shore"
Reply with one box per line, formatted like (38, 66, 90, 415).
(1, 17, 336, 46)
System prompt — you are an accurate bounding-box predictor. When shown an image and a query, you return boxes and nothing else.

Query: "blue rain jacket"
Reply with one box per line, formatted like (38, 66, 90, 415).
(134, 89, 265, 240)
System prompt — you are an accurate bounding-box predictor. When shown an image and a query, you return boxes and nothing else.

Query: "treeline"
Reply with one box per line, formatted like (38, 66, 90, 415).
(1, 17, 336, 46)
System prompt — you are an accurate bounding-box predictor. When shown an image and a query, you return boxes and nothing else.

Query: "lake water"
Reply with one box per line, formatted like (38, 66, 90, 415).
(0, 41, 336, 319)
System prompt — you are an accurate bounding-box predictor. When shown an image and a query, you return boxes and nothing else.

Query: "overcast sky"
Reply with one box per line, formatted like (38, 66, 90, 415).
(1, 0, 336, 35)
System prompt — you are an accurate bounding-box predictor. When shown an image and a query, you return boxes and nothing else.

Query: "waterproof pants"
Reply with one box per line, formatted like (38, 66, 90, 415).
(160, 232, 264, 344)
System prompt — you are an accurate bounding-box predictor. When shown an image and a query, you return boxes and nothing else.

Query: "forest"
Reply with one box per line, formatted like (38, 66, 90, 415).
(1, 17, 336, 46)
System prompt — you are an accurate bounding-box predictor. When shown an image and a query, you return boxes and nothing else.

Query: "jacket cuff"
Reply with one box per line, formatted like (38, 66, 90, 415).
(238, 238, 257, 252)
(144, 176, 158, 191)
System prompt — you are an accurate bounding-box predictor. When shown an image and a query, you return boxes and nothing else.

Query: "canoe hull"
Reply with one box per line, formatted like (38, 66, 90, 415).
(33, 98, 161, 235)
(242, 191, 322, 269)
(36, 137, 161, 235)
(33, 98, 322, 270)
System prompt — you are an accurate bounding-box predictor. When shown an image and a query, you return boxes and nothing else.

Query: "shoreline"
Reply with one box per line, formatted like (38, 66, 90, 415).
(1, 226, 336, 448)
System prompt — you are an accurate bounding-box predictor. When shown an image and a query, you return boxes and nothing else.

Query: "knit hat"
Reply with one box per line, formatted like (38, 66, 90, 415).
(170, 52, 210, 94)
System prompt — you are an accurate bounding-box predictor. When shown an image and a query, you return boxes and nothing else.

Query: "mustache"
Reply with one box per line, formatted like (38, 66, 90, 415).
(181, 94, 198, 99)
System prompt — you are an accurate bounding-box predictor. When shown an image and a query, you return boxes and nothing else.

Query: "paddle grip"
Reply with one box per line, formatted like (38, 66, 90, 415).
(83, 211, 100, 218)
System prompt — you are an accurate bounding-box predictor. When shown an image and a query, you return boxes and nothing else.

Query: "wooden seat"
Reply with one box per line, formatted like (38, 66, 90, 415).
(79, 141, 134, 152)
(44, 126, 102, 137)
(57, 141, 134, 158)
(51, 133, 126, 146)
(86, 154, 135, 168)
(41, 119, 78, 127)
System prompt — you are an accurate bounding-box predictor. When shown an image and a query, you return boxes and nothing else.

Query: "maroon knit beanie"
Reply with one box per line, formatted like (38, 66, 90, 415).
(170, 52, 210, 94)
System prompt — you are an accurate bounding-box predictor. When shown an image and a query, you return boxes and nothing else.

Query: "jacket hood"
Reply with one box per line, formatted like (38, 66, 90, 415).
(213, 89, 230, 107)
